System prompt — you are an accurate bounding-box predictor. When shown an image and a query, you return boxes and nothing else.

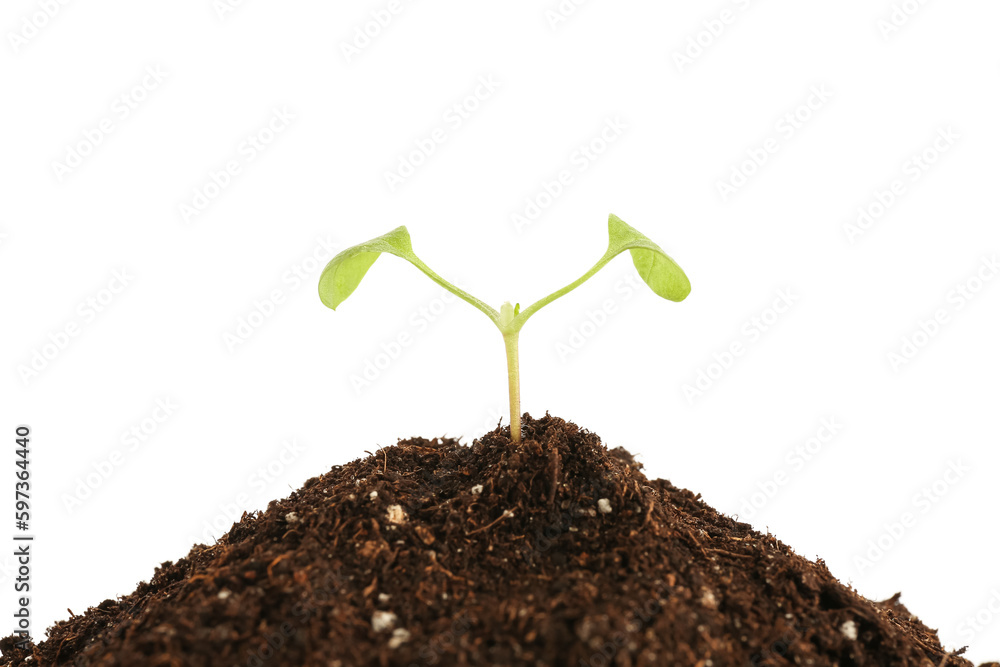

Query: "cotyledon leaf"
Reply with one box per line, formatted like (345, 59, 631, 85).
(319, 215, 688, 331)
(512, 214, 691, 329)
(317, 226, 415, 310)
(608, 214, 691, 302)
(318, 226, 500, 324)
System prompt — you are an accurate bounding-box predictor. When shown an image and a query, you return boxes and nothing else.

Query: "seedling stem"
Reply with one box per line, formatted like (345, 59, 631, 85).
(318, 214, 690, 443)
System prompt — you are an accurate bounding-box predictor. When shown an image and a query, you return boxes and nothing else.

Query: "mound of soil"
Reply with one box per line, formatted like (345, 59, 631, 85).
(2, 414, 993, 666)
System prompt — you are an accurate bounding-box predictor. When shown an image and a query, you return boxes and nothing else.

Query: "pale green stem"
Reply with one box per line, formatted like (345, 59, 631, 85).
(405, 246, 624, 444)
(512, 250, 614, 329)
(333, 222, 682, 447)
(406, 255, 500, 326)
(503, 331, 521, 443)
(494, 252, 615, 443)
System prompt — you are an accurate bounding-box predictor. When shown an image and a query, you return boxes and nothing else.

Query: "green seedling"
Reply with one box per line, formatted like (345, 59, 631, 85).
(319, 214, 690, 443)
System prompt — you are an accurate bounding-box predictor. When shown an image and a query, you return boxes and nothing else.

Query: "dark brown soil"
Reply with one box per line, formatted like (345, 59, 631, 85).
(2, 414, 994, 667)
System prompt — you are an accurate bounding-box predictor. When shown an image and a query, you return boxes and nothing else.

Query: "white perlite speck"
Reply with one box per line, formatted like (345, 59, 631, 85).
(471, 484, 483, 496)
(840, 619, 858, 640)
(700, 589, 718, 609)
(369, 491, 378, 500)
(597, 498, 612, 514)
(386, 505, 407, 524)
(217, 590, 231, 600)
(388, 627, 411, 649)
(284, 512, 300, 523)
(371, 610, 397, 632)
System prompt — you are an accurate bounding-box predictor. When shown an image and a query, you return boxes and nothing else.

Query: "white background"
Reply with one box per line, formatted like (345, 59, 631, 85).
(2, 0, 998, 662)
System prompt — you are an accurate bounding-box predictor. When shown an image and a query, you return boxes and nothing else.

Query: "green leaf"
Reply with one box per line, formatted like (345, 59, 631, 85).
(608, 214, 691, 302)
(513, 214, 691, 329)
(318, 226, 414, 310)
(319, 226, 500, 324)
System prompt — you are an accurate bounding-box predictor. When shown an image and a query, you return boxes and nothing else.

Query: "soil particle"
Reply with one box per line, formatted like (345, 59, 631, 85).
(1, 414, 992, 666)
